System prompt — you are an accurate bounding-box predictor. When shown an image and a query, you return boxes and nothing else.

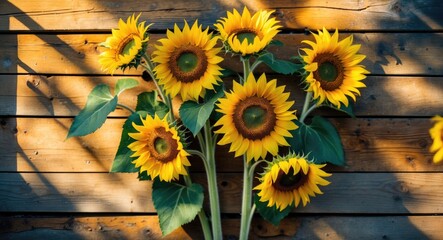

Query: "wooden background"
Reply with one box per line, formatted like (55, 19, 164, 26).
(1, 0, 443, 239)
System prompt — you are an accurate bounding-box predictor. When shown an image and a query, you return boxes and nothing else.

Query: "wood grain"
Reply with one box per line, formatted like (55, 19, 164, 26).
(1, 33, 442, 75)
(1, 0, 442, 31)
(1, 0, 442, 238)
(0, 117, 438, 173)
(0, 172, 442, 214)
(0, 216, 193, 240)
(1, 215, 442, 239)
(1, 74, 442, 117)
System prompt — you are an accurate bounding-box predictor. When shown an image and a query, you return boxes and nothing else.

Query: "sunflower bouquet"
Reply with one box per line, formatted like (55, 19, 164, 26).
(67, 7, 368, 239)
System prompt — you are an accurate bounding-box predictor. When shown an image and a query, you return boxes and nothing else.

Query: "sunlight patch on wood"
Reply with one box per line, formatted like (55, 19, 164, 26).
(382, 76, 443, 115)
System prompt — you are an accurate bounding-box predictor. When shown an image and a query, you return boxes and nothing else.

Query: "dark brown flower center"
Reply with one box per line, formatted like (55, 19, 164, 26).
(232, 96, 276, 140)
(313, 53, 345, 91)
(148, 127, 179, 163)
(272, 167, 309, 192)
(169, 44, 208, 83)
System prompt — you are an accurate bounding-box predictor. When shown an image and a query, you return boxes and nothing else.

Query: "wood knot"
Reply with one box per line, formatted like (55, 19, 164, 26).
(395, 181, 409, 193)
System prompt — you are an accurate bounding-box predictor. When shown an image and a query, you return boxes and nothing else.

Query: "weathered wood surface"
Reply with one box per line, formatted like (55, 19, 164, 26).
(1, 216, 442, 239)
(0, 172, 442, 214)
(1, 75, 442, 117)
(1, 0, 442, 238)
(0, 117, 438, 173)
(1, 33, 442, 75)
(1, 0, 442, 31)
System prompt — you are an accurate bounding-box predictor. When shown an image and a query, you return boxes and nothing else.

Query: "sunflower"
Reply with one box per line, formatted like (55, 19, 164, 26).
(99, 14, 151, 75)
(430, 115, 443, 164)
(152, 20, 224, 101)
(127, 114, 191, 182)
(254, 154, 331, 211)
(214, 73, 298, 162)
(301, 28, 369, 108)
(214, 6, 281, 56)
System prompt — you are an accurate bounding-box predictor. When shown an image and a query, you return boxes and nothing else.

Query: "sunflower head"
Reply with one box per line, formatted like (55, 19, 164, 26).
(127, 114, 191, 182)
(214, 73, 298, 162)
(152, 20, 224, 101)
(99, 14, 151, 75)
(254, 153, 331, 211)
(301, 27, 369, 108)
(214, 6, 281, 56)
(430, 115, 443, 164)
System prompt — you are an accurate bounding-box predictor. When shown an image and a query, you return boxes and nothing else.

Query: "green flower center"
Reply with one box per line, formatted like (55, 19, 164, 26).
(318, 62, 338, 82)
(236, 32, 257, 44)
(118, 34, 136, 55)
(177, 52, 198, 73)
(169, 45, 208, 83)
(313, 53, 344, 91)
(273, 167, 309, 192)
(233, 96, 276, 140)
(243, 106, 267, 129)
(148, 127, 179, 163)
(154, 137, 169, 154)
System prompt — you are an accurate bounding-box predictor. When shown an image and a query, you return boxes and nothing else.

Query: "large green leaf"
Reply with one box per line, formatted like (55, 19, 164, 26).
(289, 116, 345, 165)
(254, 194, 292, 226)
(179, 84, 224, 136)
(335, 102, 355, 118)
(67, 84, 117, 138)
(115, 78, 139, 96)
(135, 91, 169, 118)
(153, 179, 204, 236)
(110, 111, 148, 172)
(257, 52, 302, 75)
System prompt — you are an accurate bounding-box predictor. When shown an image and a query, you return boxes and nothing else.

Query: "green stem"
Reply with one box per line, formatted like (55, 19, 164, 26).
(204, 121, 222, 240)
(300, 91, 316, 123)
(239, 155, 253, 240)
(116, 103, 135, 114)
(141, 54, 171, 117)
(249, 59, 262, 73)
(183, 174, 212, 240)
(241, 57, 251, 84)
(246, 203, 257, 232)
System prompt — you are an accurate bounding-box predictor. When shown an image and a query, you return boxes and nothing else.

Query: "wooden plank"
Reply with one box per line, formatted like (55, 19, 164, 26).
(0, 216, 193, 240)
(282, 216, 443, 239)
(1, 0, 442, 31)
(1, 215, 442, 239)
(1, 74, 442, 117)
(0, 117, 438, 172)
(0, 216, 194, 240)
(0, 173, 154, 213)
(0, 75, 157, 117)
(1, 33, 442, 75)
(0, 172, 443, 214)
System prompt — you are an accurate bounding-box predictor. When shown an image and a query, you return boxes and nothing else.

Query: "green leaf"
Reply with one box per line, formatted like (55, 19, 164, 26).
(179, 84, 224, 136)
(138, 170, 151, 181)
(269, 39, 284, 47)
(220, 68, 238, 78)
(257, 52, 302, 75)
(289, 116, 345, 166)
(110, 111, 148, 172)
(153, 179, 204, 236)
(254, 194, 292, 226)
(115, 78, 139, 96)
(135, 91, 169, 118)
(335, 102, 355, 118)
(67, 84, 117, 138)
